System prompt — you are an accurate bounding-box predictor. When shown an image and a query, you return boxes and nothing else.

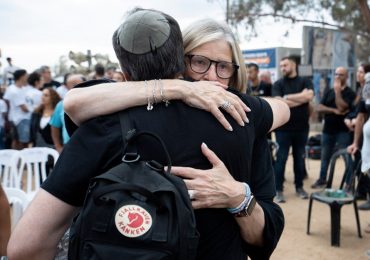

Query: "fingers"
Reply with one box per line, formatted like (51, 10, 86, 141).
(210, 105, 233, 131)
(221, 102, 246, 126)
(170, 166, 201, 179)
(201, 143, 223, 167)
(226, 93, 250, 123)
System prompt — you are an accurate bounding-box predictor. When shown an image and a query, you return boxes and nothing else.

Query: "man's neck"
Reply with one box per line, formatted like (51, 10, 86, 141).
(287, 72, 297, 78)
(15, 82, 23, 88)
(250, 78, 259, 87)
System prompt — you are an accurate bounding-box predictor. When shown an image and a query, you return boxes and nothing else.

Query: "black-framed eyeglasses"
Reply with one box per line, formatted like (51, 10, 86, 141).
(186, 54, 239, 79)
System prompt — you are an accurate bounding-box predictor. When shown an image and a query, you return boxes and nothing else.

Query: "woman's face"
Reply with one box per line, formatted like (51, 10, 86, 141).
(41, 89, 51, 105)
(357, 66, 365, 84)
(185, 39, 233, 88)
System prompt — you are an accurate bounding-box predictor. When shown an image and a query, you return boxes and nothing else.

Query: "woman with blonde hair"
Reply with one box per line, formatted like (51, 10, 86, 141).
(62, 16, 285, 259)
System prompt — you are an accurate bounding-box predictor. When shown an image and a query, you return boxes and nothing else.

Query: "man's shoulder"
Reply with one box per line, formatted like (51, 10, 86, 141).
(343, 86, 356, 94)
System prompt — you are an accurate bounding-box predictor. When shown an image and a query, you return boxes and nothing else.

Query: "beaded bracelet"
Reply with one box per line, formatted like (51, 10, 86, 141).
(159, 79, 170, 106)
(227, 183, 251, 214)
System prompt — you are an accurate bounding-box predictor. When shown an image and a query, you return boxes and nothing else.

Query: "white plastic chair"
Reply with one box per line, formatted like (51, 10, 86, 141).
(18, 147, 59, 198)
(4, 187, 30, 230)
(0, 149, 21, 188)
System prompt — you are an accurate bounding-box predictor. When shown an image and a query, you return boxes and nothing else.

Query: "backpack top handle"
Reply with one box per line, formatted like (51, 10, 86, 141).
(119, 111, 172, 174)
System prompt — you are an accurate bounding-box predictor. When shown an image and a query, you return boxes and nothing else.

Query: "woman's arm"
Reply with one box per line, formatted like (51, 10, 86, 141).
(261, 97, 290, 132)
(7, 189, 78, 260)
(64, 79, 250, 131)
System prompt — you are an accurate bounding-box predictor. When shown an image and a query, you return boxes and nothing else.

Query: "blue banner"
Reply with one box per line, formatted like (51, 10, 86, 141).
(242, 48, 276, 69)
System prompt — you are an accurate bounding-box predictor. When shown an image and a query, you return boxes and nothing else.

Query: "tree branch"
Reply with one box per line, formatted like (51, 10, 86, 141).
(240, 12, 370, 39)
(358, 0, 370, 32)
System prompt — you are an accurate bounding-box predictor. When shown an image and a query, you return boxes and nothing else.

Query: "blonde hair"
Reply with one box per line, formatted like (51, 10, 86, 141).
(182, 19, 247, 93)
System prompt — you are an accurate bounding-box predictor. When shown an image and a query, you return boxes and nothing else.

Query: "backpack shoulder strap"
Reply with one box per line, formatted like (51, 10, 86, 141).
(118, 110, 132, 142)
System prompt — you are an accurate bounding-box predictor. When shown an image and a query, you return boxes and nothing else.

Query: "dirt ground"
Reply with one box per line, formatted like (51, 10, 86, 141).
(271, 154, 370, 260)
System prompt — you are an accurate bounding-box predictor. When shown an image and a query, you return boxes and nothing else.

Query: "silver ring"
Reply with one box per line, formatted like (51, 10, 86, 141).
(188, 190, 195, 200)
(220, 100, 231, 110)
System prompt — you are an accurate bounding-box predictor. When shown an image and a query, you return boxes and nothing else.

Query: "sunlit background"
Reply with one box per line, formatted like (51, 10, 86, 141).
(0, 0, 303, 72)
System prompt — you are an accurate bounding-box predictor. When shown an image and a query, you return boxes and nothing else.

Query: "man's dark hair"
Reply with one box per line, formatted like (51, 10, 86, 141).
(362, 63, 370, 74)
(94, 63, 105, 77)
(247, 63, 259, 71)
(112, 8, 184, 81)
(28, 71, 41, 86)
(6, 57, 11, 62)
(13, 69, 27, 81)
(281, 56, 297, 65)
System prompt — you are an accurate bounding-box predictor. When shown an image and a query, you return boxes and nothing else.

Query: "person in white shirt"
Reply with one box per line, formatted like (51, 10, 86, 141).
(3, 69, 31, 149)
(2, 57, 19, 87)
(56, 73, 71, 99)
(25, 72, 43, 111)
(0, 95, 7, 149)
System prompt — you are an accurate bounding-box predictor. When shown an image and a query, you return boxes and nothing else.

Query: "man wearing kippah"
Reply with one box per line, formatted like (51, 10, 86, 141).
(8, 8, 285, 259)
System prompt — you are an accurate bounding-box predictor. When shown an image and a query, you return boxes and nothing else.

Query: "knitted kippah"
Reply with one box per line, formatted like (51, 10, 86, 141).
(117, 10, 170, 54)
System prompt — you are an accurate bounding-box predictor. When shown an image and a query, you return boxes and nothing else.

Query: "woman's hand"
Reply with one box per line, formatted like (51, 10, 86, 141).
(347, 143, 358, 155)
(179, 81, 250, 131)
(170, 143, 245, 209)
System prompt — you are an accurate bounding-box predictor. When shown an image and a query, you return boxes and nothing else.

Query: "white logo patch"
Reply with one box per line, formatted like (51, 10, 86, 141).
(115, 205, 152, 238)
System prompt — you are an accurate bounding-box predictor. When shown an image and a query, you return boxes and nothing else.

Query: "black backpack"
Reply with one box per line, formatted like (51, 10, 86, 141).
(68, 112, 199, 259)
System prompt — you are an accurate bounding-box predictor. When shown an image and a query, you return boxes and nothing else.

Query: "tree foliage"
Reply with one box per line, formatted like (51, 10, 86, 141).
(228, 0, 370, 62)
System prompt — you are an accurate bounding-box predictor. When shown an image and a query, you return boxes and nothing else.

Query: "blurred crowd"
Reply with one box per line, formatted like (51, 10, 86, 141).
(0, 58, 124, 153)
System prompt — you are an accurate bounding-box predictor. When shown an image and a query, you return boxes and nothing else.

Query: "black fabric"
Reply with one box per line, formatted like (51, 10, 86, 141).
(43, 89, 282, 259)
(248, 81, 272, 97)
(359, 100, 370, 114)
(345, 82, 362, 120)
(30, 112, 53, 145)
(42, 80, 61, 90)
(320, 87, 356, 134)
(272, 76, 313, 131)
(65, 79, 115, 136)
(68, 119, 199, 260)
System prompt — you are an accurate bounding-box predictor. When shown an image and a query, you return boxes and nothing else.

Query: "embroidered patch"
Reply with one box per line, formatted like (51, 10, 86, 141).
(115, 205, 152, 237)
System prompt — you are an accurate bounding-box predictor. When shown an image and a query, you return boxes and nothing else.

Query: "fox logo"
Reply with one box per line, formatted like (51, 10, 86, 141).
(127, 212, 144, 228)
(115, 205, 152, 238)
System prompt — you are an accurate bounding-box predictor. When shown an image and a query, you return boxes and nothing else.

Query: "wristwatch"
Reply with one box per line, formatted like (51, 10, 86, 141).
(233, 195, 256, 217)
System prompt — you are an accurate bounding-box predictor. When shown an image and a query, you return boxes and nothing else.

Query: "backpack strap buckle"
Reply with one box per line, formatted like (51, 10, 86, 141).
(122, 153, 140, 162)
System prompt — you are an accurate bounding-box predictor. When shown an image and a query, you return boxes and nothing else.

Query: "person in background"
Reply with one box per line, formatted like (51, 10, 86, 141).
(247, 63, 272, 97)
(311, 67, 355, 189)
(56, 73, 71, 99)
(25, 71, 43, 112)
(93, 63, 105, 80)
(260, 70, 273, 85)
(30, 88, 61, 148)
(344, 64, 370, 204)
(348, 72, 370, 231)
(50, 74, 85, 153)
(0, 93, 7, 149)
(105, 66, 117, 80)
(272, 56, 314, 203)
(3, 69, 31, 150)
(39, 66, 61, 90)
(0, 185, 10, 257)
(344, 64, 370, 132)
(112, 71, 124, 82)
(2, 57, 19, 87)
